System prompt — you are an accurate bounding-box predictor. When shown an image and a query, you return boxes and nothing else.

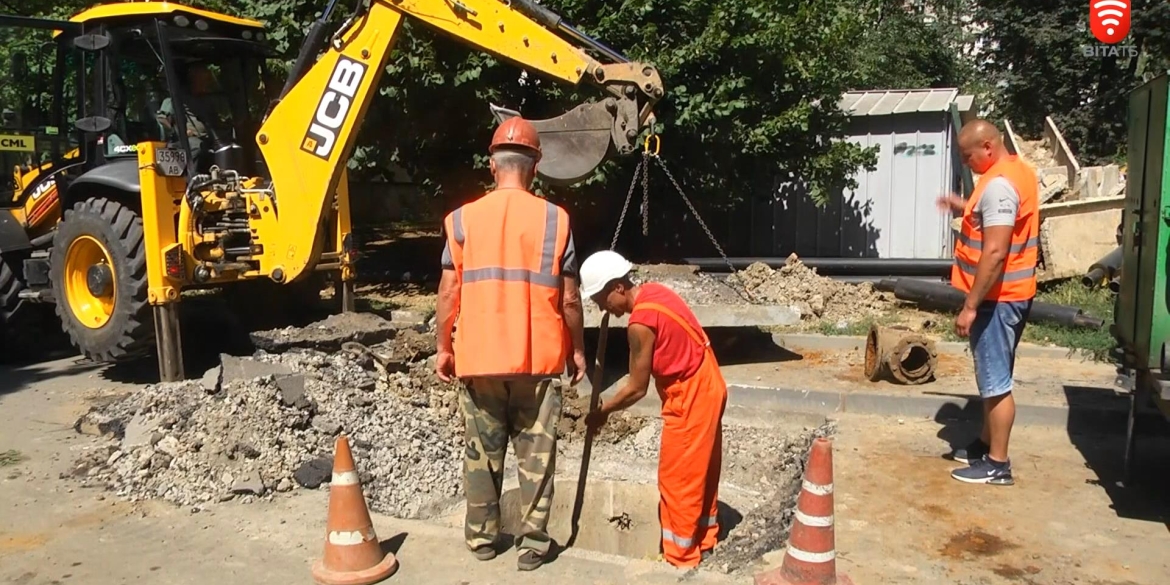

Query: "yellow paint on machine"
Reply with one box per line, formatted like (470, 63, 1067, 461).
(0, 135, 35, 152)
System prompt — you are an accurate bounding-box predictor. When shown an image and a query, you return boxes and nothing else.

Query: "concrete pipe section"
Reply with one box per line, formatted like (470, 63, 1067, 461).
(864, 324, 939, 385)
(500, 479, 664, 559)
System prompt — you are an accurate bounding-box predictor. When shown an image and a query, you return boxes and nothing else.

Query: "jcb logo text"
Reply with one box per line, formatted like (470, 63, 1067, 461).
(301, 56, 366, 160)
(31, 178, 56, 201)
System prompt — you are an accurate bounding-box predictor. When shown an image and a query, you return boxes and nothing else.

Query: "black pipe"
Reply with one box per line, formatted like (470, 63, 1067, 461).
(1109, 276, 1121, 294)
(882, 278, 1104, 329)
(682, 257, 953, 277)
(1081, 246, 1123, 289)
(830, 275, 948, 285)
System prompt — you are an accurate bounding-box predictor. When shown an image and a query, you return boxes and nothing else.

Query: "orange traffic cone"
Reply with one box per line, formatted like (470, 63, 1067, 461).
(754, 437, 852, 585)
(311, 435, 399, 585)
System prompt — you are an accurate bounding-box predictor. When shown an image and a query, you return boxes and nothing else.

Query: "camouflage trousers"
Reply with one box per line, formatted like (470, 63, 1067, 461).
(458, 376, 563, 555)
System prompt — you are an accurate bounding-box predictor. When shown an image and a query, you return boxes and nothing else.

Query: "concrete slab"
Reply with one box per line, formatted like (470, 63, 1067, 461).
(1039, 208, 1120, 280)
(500, 479, 662, 559)
(1040, 194, 1125, 220)
(1044, 114, 1081, 184)
(585, 304, 801, 328)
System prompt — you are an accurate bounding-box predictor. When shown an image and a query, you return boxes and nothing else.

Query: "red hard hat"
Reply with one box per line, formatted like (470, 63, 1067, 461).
(489, 117, 541, 159)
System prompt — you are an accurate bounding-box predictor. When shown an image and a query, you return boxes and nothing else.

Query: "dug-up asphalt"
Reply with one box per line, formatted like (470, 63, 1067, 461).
(3, 354, 1170, 585)
(0, 357, 742, 585)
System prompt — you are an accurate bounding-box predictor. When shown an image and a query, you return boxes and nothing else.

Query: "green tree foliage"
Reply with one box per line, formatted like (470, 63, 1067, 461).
(2, 0, 985, 243)
(974, 0, 1170, 165)
(854, 0, 982, 91)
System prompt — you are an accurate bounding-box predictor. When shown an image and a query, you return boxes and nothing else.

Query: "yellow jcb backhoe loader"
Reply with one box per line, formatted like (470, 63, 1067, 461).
(0, 17, 84, 336)
(0, 1, 662, 380)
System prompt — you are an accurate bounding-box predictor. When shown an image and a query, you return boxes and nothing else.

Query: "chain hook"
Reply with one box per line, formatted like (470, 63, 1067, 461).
(643, 132, 661, 158)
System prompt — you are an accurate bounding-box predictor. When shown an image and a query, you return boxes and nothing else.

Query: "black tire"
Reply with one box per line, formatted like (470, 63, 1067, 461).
(50, 197, 154, 362)
(0, 253, 22, 322)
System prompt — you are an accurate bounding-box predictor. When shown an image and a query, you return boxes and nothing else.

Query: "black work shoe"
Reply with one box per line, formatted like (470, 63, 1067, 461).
(517, 550, 544, 571)
(950, 438, 990, 465)
(951, 454, 1014, 486)
(471, 544, 497, 561)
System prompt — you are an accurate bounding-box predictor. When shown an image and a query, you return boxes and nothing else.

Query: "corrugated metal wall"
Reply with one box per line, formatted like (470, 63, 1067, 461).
(758, 112, 959, 259)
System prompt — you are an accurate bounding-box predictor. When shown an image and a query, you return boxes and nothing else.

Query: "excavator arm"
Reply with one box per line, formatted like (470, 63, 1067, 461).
(255, 0, 663, 281)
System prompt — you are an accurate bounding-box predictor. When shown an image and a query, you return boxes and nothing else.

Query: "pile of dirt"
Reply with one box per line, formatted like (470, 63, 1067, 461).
(558, 384, 648, 444)
(729, 255, 891, 322)
(1018, 139, 1058, 169)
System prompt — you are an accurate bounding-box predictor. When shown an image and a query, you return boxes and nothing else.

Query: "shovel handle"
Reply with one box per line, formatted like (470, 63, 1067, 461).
(567, 312, 610, 547)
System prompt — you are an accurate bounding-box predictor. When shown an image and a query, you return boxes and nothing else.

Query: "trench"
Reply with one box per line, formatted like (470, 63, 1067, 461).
(469, 416, 833, 572)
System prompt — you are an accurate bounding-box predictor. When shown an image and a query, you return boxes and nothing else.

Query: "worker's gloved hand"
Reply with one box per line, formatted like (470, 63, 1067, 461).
(585, 407, 609, 429)
(436, 350, 456, 383)
(567, 350, 587, 386)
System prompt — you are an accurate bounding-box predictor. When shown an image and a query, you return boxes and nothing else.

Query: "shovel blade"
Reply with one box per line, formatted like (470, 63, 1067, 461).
(490, 102, 616, 186)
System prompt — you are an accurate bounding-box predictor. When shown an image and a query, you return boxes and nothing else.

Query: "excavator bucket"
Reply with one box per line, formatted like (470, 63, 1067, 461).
(490, 102, 617, 186)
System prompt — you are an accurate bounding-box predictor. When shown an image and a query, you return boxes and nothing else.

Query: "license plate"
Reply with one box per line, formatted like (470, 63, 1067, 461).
(155, 148, 188, 177)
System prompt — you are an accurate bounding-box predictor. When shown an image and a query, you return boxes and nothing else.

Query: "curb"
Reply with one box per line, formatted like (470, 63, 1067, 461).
(771, 333, 1097, 361)
(720, 384, 1138, 428)
(595, 381, 1148, 430)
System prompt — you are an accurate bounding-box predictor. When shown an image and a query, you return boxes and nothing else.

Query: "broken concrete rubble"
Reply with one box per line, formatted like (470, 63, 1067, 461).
(63, 310, 834, 572)
(249, 311, 401, 353)
(68, 321, 466, 519)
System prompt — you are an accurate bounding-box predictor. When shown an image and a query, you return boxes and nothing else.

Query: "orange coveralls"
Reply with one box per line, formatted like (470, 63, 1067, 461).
(635, 301, 728, 568)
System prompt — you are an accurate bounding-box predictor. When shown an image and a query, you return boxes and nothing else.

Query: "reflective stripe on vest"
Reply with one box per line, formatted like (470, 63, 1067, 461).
(444, 189, 570, 377)
(950, 155, 1040, 302)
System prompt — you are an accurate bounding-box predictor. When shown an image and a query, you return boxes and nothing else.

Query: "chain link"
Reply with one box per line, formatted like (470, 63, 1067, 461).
(640, 151, 650, 237)
(610, 138, 758, 304)
(610, 156, 645, 251)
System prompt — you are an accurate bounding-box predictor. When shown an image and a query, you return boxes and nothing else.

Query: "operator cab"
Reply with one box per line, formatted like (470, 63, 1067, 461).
(71, 4, 278, 177)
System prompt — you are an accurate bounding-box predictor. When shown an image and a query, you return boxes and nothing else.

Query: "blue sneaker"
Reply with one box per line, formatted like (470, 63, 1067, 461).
(949, 438, 989, 465)
(951, 454, 1014, 486)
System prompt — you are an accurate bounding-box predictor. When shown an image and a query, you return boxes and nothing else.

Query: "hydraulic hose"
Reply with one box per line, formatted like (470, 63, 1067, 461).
(278, 0, 343, 100)
(509, 0, 628, 63)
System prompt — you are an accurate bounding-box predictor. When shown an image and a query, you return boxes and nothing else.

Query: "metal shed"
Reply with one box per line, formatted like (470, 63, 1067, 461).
(752, 88, 977, 259)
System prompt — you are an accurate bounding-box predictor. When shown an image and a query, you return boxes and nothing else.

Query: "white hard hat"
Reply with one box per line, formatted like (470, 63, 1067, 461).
(579, 250, 633, 298)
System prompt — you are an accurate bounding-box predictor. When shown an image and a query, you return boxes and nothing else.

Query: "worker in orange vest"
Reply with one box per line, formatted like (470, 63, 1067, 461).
(936, 118, 1039, 486)
(434, 116, 588, 571)
(579, 250, 727, 568)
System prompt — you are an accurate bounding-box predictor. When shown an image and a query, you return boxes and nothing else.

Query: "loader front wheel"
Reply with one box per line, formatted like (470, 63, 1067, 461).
(0, 253, 23, 323)
(50, 197, 154, 362)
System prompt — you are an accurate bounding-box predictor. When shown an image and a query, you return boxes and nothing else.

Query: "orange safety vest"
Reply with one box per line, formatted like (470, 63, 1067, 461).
(951, 155, 1040, 302)
(443, 188, 572, 378)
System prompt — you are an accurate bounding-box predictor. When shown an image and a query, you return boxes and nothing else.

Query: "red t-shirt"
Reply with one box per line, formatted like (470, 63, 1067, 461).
(628, 283, 706, 382)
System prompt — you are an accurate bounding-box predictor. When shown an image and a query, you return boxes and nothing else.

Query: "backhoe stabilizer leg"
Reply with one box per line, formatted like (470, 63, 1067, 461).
(153, 303, 185, 383)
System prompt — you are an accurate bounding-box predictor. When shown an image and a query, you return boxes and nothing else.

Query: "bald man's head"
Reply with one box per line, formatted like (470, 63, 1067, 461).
(957, 119, 1007, 173)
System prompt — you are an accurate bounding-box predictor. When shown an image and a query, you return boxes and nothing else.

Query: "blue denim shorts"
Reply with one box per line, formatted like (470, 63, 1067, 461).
(969, 299, 1032, 398)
